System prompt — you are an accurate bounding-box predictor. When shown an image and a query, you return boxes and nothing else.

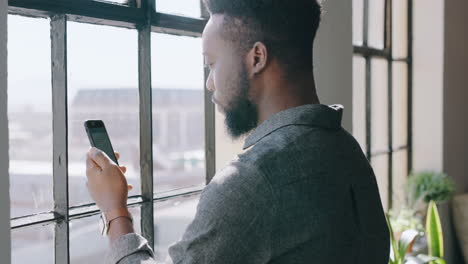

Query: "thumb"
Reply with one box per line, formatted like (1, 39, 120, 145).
(88, 147, 112, 168)
(128, 184, 133, 191)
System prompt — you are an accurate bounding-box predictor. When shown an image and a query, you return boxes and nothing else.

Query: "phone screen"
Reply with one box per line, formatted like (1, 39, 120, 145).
(85, 120, 119, 165)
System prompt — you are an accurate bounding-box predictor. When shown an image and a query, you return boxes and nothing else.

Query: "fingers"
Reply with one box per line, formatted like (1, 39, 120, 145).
(86, 154, 101, 177)
(88, 147, 112, 168)
(119, 166, 127, 173)
(114, 151, 120, 160)
(128, 184, 133, 191)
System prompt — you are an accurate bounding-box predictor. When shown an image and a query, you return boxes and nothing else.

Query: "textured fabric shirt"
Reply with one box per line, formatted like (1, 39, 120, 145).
(105, 103, 390, 264)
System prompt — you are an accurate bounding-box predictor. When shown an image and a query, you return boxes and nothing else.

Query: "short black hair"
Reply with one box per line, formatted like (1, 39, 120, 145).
(203, 0, 322, 73)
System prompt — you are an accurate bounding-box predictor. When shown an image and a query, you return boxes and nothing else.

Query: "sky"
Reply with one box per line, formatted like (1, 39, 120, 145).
(7, 0, 204, 112)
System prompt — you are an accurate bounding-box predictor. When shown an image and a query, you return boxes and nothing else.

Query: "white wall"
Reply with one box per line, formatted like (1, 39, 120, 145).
(0, 0, 12, 263)
(215, 0, 353, 169)
(314, 0, 353, 132)
(413, 0, 444, 172)
(413, 0, 450, 261)
(443, 0, 468, 198)
(414, 0, 468, 263)
(443, 0, 468, 263)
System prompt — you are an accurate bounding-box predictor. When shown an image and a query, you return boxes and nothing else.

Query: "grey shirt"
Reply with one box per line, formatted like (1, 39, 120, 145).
(105, 104, 390, 264)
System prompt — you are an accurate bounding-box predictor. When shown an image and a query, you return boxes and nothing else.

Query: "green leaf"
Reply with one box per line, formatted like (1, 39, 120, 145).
(386, 214, 401, 262)
(426, 200, 444, 258)
(434, 259, 446, 264)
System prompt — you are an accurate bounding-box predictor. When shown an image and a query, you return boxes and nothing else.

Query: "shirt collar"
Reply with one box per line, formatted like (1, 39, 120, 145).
(242, 104, 344, 150)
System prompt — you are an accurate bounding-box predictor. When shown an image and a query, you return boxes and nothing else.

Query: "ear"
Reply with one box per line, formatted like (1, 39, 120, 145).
(246, 41, 268, 77)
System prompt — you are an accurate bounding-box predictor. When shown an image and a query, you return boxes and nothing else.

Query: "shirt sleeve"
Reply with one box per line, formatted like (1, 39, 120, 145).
(105, 232, 158, 264)
(167, 161, 275, 264)
(104, 161, 275, 264)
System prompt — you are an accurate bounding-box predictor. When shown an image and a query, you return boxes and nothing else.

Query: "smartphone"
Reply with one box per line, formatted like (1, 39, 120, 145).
(84, 120, 119, 165)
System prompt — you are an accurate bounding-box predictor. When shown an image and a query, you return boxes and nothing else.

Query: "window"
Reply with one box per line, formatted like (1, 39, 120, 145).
(151, 33, 206, 194)
(67, 21, 141, 206)
(153, 195, 199, 262)
(69, 206, 141, 263)
(352, 0, 412, 211)
(8, 15, 53, 220)
(156, 0, 202, 18)
(8, 0, 214, 262)
(11, 224, 55, 263)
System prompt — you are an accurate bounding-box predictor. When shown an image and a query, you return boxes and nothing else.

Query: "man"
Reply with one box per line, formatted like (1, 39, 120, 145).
(86, 0, 390, 263)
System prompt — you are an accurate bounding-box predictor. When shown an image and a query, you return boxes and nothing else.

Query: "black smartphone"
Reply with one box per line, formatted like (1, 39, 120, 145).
(84, 120, 119, 165)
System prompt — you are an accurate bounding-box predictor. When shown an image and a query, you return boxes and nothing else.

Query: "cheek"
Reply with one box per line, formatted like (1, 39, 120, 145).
(212, 65, 232, 102)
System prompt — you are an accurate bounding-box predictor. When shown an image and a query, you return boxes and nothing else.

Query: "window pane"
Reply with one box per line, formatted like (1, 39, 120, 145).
(151, 33, 206, 193)
(371, 154, 389, 211)
(353, 56, 367, 153)
(70, 206, 141, 263)
(68, 22, 141, 205)
(353, 0, 364, 45)
(392, 62, 408, 149)
(371, 58, 389, 153)
(11, 224, 54, 264)
(7, 15, 54, 218)
(368, 0, 385, 49)
(156, 0, 202, 18)
(154, 194, 200, 262)
(392, 0, 408, 58)
(392, 149, 408, 211)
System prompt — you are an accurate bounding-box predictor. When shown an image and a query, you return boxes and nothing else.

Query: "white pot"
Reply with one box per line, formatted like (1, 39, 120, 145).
(452, 193, 468, 263)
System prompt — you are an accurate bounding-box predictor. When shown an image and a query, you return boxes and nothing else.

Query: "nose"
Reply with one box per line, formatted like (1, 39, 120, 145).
(206, 73, 214, 92)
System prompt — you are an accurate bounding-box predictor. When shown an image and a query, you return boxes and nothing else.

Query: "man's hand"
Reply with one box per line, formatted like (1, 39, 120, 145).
(85, 147, 133, 213)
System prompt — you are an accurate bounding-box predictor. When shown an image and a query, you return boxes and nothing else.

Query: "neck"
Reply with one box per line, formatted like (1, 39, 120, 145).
(256, 72, 320, 125)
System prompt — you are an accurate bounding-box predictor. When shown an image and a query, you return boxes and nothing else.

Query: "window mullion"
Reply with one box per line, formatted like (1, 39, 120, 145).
(362, 0, 372, 161)
(407, 0, 413, 176)
(138, 0, 154, 249)
(50, 14, 70, 264)
(386, 0, 394, 210)
(363, 0, 369, 47)
(0, 0, 11, 262)
(365, 57, 372, 161)
(200, 1, 216, 184)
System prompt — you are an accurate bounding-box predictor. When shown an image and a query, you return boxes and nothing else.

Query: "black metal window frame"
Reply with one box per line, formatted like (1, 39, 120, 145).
(8, 0, 214, 262)
(353, 0, 413, 210)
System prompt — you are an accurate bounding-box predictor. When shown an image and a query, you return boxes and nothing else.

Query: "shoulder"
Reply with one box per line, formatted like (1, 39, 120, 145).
(240, 125, 333, 161)
(238, 125, 358, 187)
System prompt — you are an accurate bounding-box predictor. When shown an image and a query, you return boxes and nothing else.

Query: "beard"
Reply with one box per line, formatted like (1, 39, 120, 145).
(223, 63, 259, 140)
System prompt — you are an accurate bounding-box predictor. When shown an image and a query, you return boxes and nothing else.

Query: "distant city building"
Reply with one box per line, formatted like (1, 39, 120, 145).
(70, 88, 205, 152)
(9, 87, 206, 218)
(69, 88, 205, 171)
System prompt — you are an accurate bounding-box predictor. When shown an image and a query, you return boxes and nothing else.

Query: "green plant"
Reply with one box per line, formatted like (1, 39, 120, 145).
(386, 213, 419, 264)
(426, 200, 445, 263)
(404, 201, 447, 264)
(406, 171, 455, 209)
(386, 201, 448, 264)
